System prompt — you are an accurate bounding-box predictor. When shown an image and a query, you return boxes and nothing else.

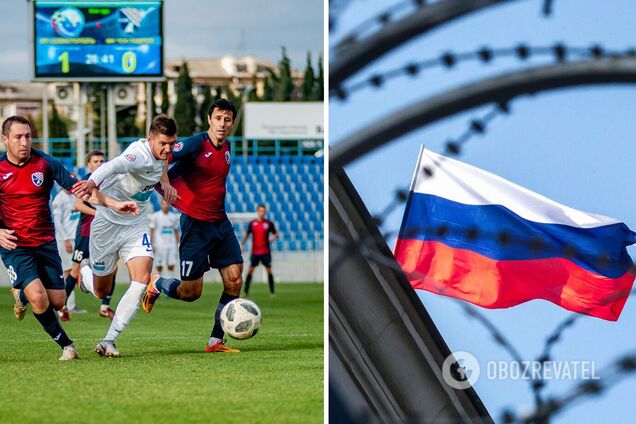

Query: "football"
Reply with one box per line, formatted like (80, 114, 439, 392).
(220, 298, 262, 340)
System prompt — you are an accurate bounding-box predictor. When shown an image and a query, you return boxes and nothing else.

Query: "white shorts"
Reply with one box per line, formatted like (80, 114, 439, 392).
(56, 238, 74, 271)
(90, 216, 154, 277)
(154, 245, 178, 267)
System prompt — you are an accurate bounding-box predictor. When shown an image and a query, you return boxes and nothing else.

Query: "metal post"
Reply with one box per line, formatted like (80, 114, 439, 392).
(107, 84, 119, 160)
(42, 83, 49, 153)
(146, 82, 153, 132)
(100, 86, 106, 154)
(76, 83, 86, 167)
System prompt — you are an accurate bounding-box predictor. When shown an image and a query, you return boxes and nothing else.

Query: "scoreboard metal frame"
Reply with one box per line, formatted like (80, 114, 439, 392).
(29, 0, 165, 82)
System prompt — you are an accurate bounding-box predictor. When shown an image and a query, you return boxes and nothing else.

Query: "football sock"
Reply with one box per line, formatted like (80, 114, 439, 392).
(104, 281, 145, 342)
(155, 277, 181, 299)
(67, 290, 76, 310)
(268, 274, 275, 294)
(102, 276, 116, 306)
(64, 274, 77, 297)
(34, 307, 72, 348)
(211, 291, 238, 340)
(19, 289, 28, 305)
(80, 263, 96, 297)
(244, 274, 252, 294)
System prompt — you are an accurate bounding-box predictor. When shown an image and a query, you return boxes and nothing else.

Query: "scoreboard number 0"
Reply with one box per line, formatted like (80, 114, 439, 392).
(122, 51, 137, 73)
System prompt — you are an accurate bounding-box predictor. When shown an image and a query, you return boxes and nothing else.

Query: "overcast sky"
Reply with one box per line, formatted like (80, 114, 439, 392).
(0, 0, 324, 80)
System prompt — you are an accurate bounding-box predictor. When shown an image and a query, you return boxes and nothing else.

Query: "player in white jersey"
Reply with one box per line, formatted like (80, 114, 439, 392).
(149, 198, 179, 275)
(72, 115, 177, 357)
(51, 188, 82, 320)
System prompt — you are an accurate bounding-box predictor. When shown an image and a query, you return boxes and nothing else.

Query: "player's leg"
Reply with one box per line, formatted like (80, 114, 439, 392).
(22, 281, 76, 359)
(155, 246, 165, 274)
(166, 246, 178, 278)
(206, 219, 244, 352)
(97, 226, 154, 356)
(206, 263, 242, 353)
(99, 268, 116, 319)
(142, 215, 209, 311)
(80, 218, 121, 298)
(243, 254, 258, 296)
(57, 239, 74, 320)
(65, 236, 86, 297)
(32, 244, 78, 360)
(263, 254, 275, 295)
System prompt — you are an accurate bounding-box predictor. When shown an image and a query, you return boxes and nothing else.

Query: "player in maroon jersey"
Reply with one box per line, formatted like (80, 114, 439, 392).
(0, 115, 138, 360)
(241, 205, 280, 296)
(141, 99, 245, 353)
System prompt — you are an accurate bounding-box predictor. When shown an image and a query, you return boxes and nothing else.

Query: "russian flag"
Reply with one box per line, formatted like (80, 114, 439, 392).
(394, 147, 636, 321)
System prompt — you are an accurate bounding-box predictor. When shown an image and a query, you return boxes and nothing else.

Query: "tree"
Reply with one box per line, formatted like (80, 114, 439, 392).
(301, 52, 316, 101)
(213, 85, 224, 101)
(49, 103, 69, 137)
(262, 69, 276, 101)
(312, 54, 324, 101)
(150, 83, 158, 117)
(160, 81, 169, 113)
(275, 47, 294, 101)
(247, 75, 259, 102)
(173, 61, 197, 136)
(199, 85, 213, 129)
(117, 106, 140, 137)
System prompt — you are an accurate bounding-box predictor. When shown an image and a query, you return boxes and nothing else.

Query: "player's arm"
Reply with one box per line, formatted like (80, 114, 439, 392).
(269, 222, 280, 242)
(75, 197, 96, 216)
(84, 190, 140, 215)
(0, 228, 17, 250)
(160, 160, 179, 204)
(71, 154, 135, 198)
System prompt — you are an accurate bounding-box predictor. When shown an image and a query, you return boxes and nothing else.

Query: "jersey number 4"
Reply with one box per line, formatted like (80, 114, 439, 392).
(142, 233, 153, 252)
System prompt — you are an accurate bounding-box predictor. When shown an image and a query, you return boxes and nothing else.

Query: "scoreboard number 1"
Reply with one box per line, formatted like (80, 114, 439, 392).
(58, 51, 70, 73)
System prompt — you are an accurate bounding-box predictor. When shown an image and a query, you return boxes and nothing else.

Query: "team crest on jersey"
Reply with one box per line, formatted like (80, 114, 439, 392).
(31, 172, 44, 186)
(125, 153, 136, 162)
(173, 141, 184, 152)
(225, 151, 231, 164)
(263, 223, 269, 229)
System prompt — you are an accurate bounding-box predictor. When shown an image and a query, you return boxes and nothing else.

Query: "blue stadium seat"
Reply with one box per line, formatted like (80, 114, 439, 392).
(225, 154, 323, 251)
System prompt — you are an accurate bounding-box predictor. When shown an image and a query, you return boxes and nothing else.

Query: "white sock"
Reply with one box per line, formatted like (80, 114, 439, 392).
(208, 337, 221, 347)
(80, 264, 96, 297)
(67, 290, 76, 310)
(104, 281, 146, 342)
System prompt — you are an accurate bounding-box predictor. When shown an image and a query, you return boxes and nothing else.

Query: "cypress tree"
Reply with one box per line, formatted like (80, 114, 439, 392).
(301, 52, 315, 101)
(173, 62, 197, 136)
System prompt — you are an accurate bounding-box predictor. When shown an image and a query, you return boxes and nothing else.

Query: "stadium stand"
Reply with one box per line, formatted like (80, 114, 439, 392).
(227, 154, 324, 252)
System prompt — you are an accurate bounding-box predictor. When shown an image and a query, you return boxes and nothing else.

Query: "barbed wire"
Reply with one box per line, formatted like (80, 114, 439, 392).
(501, 348, 636, 423)
(332, 1, 558, 59)
(332, 44, 635, 100)
(330, 2, 636, 421)
(332, 0, 424, 48)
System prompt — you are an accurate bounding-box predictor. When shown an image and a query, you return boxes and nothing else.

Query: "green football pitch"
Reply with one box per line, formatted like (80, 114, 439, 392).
(0, 282, 324, 423)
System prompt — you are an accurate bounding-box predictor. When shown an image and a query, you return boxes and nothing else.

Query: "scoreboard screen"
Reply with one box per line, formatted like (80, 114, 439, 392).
(33, 1, 163, 80)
